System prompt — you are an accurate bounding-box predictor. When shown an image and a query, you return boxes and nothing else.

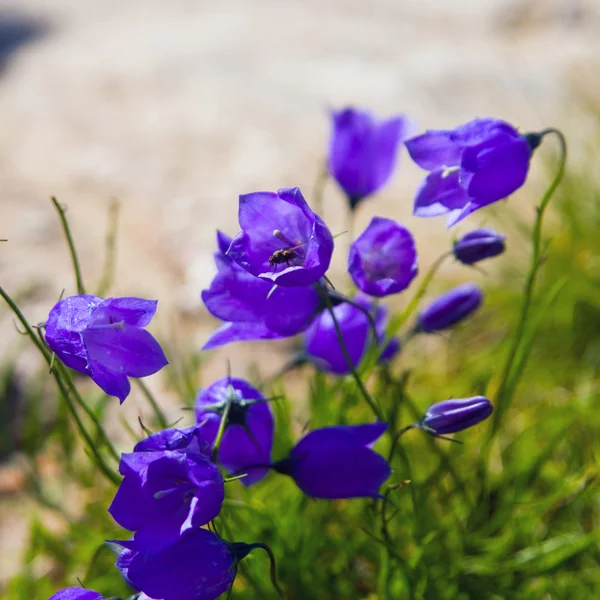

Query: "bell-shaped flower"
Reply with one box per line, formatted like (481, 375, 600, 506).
(114, 529, 236, 600)
(453, 227, 506, 265)
(348, 216, 418, 297)
(195, 377, 273, 486)
(272, 423, 390, 499)
(304, 294, 399, 375)
(405, 118, 532, 226)
(48, 589, 103, 600)
(328, 107, 410, 210)
(419, 396, 493, 435)
(108, 449, 224, 553)
(202, 231, 321, 349)
(44, 296, 168, 403)
(417, 283, 483, 333)
(227, 187, 334, 287)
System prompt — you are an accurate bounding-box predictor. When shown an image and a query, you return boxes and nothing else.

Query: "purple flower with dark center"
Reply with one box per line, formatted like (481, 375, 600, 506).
(453, 228, 506, 265)
(108, 449, 224, 553)
(114, 529, 236, 600)
(48, 589, 103, 600)
(135, 424, 210, 457)
(328, 107, 410, 210)
(419, 396, 493, 434)
(405, 118, 532, 226)
(417, 283, 483, 333)
(348, 217, 418, 297)
(44, 296, 168, 403)
(227, 187, 334, 287)
(272, 423, 390, 499)
(202, 231, 321, 349)
(195, 377, 273, 486)
(304, 294, 399, 375)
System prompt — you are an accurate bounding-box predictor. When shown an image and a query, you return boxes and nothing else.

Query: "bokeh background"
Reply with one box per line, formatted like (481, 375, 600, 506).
(1, 0, 600, 593)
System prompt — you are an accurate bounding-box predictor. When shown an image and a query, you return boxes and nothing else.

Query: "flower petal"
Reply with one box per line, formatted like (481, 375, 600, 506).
(202, 322, 283, 350)
(93, 297, 158, 327)
(405, 130, 461, 171)
(413, 169, 470, 217)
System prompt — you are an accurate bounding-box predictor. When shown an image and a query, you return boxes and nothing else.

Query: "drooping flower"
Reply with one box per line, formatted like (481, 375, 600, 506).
(195, 377, 273, 486)
(405, 118, 533, 226)
(135, 424, 210, 456)
(417, 283, 483, 333)
(348, 217, 418, 297)
(48, 589, 103, 600)
(453, 228, 506, 265)
(44, 296, 168, 403)
(114, 529, 237, 600)
(419, 397, 493, 435)
(227, 187, 334, 287)
(272, 423, 390, 499)
(304, 294, 399, 375)
(328, 107, 410, 210)
(108, 449, 224, 553)
(202, 231, 321, 349)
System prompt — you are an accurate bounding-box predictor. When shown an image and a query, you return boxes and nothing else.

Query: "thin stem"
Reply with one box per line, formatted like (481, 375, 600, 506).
(247, 543, 285, 598)
(51, 197, 85, 295)
(1, 285, 120, 484)
(135, 379, 168, 430)
(490, 128, 567, 436)
(211, 397, 232, 462)
(325, 289, 379, 339)
(318, 283, 384, 420)
(96, 198, 120, 296)
(387, 425, 416, 462)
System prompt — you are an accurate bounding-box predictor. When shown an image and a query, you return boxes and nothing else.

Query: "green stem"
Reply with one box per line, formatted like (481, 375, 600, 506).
(318, 283, 384, 420)
(490, 128, 567, 436)
(135, 379, 168, 430)
(51, 197, 85, 295)
(211, 396, 232, 462)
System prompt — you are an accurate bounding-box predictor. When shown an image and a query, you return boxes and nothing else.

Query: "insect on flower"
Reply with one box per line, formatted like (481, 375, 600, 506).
(268, 242, 306, 272)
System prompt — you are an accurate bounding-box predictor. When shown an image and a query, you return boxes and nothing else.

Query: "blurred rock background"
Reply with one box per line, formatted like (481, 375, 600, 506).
(0, 0, 599, 584)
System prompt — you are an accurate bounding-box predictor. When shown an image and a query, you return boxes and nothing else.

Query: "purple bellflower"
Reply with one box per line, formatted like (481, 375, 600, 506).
(272, 423, 390, 499)
(202, 231, 321, 349)
(405, 118, 532, 226)
(48, 589, 103, 600)
(453, 227, 506, 265)
(328, 107, 410, 210)
(348, 216, 418, 297)
(304, 294, 400, 375)
(195, 377, 273, 486)
(108, 449, 224, 553)
(44, 296, 168, 403)
(420, 396, 493, 435)
(227, 187, 334, 287)
(114, 529, 236, 600)
(417, 283, 483, 333)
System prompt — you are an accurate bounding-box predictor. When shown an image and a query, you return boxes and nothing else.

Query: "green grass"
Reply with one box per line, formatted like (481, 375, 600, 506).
(3, 136, 600, 600)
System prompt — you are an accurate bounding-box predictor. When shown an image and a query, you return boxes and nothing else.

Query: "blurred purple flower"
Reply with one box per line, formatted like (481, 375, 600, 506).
(417, 283, 483, 333)
(108, 449, 224, 553)
(304, 294, 399, 375)
(348, 217, 418, 297)
(114, 529, 236, 600)
(227, 187, 334, 287)
(135, 424, 210, 456)
(328, 107, 410, 210)
(202, 231, 321, 349)
(405, 118, 532, 226)
(453, 228, 506, 265)
(44, 296, 168, 403)
(195, 377, 273, 486)
(272, 423, 390, 499)
(48, 589, 103, 600)
(420, 396, 493, 434)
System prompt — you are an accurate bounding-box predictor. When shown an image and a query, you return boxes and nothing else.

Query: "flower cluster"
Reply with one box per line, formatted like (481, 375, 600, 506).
(41, 106, 550, 600)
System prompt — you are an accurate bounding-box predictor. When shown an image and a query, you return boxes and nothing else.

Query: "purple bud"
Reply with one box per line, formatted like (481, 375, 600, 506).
(417, 283, 482, 333)
(453, 228, 506, 265)
(348, 217, 418, 297)
(420, 396, 493, 434)
(48, 589, 103, 600)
